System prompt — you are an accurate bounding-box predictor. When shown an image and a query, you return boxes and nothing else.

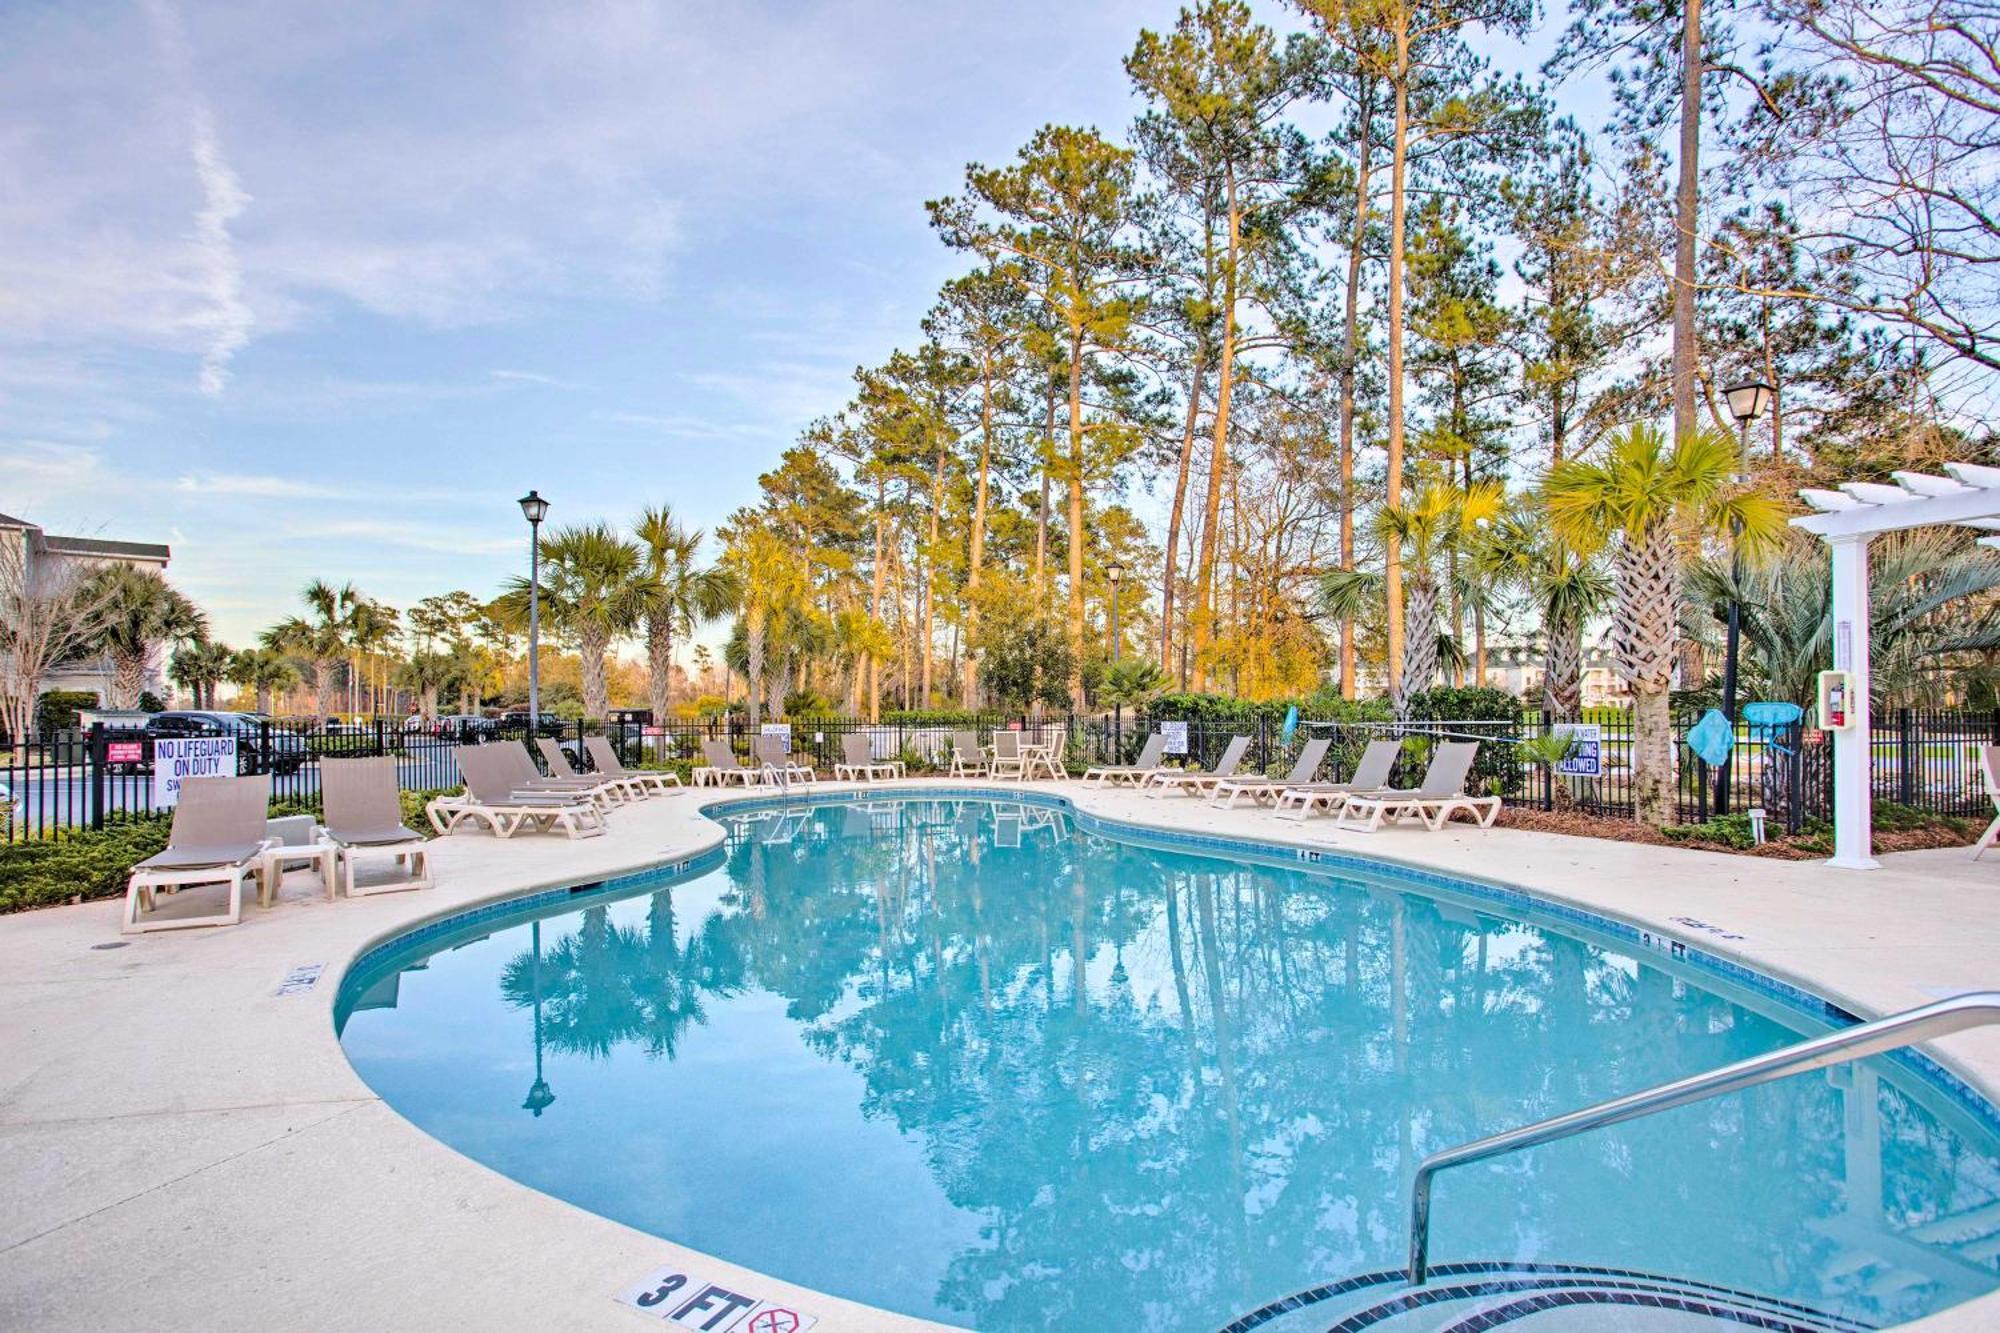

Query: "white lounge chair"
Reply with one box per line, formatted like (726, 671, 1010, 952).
(427, 744, 607, 839)
(834, 732, 900, 782)
(1145, 736, 1250, 797)
(754, 734, 815, 783)
(123, 775, 274, 933)
(697, 738, 761, 787)
(1082, 733, 1167, 787)
(319, 756, 432, 897)
(1211, 737, 1332, 809)
(535, 737, 640, 803)
(1273, 739, 1404, 821)
(1333, 741, 1501, 832)
(583, 735, 684, 795)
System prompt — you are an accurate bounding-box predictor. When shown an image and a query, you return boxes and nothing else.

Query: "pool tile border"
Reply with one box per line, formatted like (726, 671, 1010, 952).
(336, 785, 2000, 1148)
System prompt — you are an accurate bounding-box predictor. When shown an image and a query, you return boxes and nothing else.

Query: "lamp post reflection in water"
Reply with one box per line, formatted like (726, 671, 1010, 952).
(522, 920, 556, 1117)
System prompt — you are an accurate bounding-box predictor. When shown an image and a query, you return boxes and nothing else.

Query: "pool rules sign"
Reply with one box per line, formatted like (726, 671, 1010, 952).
(152, 736, 237, 808)
(616, 1265, 817, 1332)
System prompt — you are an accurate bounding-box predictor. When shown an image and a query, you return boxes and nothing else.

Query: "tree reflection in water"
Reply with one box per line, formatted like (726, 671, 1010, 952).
(473, 798, 2000, 1331)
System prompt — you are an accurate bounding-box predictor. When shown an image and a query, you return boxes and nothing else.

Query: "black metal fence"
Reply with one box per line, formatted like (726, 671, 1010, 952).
(3, 707, 1994, 844)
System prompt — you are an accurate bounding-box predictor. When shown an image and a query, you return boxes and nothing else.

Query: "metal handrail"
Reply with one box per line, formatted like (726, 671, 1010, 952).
(1407, 990, 2000, 1286)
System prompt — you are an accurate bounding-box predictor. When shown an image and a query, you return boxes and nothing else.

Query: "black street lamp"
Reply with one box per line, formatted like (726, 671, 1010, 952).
(518, 490, 549, 732)
(1106, 560, 1126, 662)
(1715, 382, 1773, 815)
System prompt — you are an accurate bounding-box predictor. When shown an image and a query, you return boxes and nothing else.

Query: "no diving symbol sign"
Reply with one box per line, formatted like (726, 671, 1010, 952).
(616, 1264, 818, 1333)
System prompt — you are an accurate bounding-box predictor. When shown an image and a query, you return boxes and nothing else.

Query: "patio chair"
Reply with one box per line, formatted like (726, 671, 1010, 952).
(1210, 737, 1332, 809)
(507, 739, 623, 807)
(753, 734, 815, 783)
(583, 735, 683, 795)
(1273, 739, 1404, 822)
(123, 775, 274, 933)
(319, 756, 432, 897)
(1144, 735, 1250, 798)
(1974, 746, 2000, 860)
(426, 745, 606, 839)
(697, 738, 761, 787)
(1081, 733, 1168, 787)
(833, 733, 899, 782)
(989, 731, 1029, 780)
(1332, 741, 1500, 832)
(538, 736, 648, 802)
(949, 731, 989, 778)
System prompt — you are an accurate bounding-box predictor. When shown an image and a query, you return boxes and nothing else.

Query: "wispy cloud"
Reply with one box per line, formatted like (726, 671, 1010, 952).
(489, 368, 577, 388)
(145, 0, 253, 395)
(173, 471, 319, 499)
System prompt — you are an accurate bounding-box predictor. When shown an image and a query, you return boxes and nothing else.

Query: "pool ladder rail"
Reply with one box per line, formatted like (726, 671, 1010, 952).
(1408, 989, 2000, 1287)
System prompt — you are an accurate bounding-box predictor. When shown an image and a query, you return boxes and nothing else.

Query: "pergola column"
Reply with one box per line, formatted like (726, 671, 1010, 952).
(1828, 532, 1878, 870)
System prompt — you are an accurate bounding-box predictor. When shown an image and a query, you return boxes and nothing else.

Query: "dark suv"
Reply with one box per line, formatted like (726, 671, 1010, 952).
(119, 712, 311, 775)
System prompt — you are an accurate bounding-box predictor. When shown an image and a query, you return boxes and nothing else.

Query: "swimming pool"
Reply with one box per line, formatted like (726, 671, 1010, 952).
(335, 793, 2000, 1331)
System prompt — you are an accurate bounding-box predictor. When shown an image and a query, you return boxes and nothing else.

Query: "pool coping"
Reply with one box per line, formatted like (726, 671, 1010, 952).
(6, 778, 1998, 1333)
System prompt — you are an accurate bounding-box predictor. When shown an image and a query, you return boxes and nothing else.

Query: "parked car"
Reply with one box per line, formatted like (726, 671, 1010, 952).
(401, 713, 497, 739)
(110, 711, 311, 776)
(498, 711, 570, 738)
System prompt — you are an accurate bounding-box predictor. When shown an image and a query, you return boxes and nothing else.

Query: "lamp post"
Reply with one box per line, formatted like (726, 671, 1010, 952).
(1715, 381, 1773, 815)
(1106, 560, 1126, 663)
(518, 490, 549, 733)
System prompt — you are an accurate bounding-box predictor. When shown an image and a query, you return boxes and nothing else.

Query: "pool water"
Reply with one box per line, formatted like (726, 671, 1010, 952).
(336, 796, 2000, 1331)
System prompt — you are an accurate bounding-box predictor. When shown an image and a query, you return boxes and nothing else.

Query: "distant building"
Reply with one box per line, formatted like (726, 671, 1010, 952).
(1486, 638, 1632, 709)
(0, 510, 173, 706)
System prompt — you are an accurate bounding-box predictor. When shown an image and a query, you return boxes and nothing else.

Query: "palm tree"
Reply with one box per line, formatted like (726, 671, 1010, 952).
(83, 565, 207, 708)
(1687, 528, 2000, 708)
(723, 523, 809, 728)
(169, 639, 234, 709)
(263, 580, 355, 716)
(1473, 505, 1613, 721)
(1375, 479, 1502, 715)
(500, 523, 644, 720)
(227, 647, 301, 715)
(1546, 423, 1785, 825)
(395, 651, 455, 722)
(634, 506, 739, 723)
(345, 598, 399, 715)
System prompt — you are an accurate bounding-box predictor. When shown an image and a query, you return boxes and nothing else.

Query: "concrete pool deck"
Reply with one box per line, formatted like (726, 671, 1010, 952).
(1, 778, 1996, 1331)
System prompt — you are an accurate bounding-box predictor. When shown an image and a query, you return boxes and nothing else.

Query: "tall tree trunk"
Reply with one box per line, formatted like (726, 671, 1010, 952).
(1543, 602, 1582, 720)
(746, 622, 765, 730)
(1397, 576, 1437, 717)
(112, 651, 145, 709)
(922, 435, 946, 710)
(646, 613, 673, 723)
(1385, 23, 1412, 702)
(1036, 380, 1055, 606)
(1338, 94, 1375, 701)
(1614, 524, 1683, 826)
(867, 486, 887, 723)
(1066, 327, 1088, 708)
(581, 626, 610, 721)
(964, 359, 996, 701)
(1191, 169, 1242, 690)
(1162, 342, 1208, 672)
(1672, 0, 1703, 444)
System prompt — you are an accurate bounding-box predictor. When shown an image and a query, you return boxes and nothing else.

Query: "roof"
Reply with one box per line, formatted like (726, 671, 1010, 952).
(0, 511, 32, 529)
(39, 535, 171, 561)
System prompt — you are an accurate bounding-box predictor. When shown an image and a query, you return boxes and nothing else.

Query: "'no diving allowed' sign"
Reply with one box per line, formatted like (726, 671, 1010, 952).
(617, 1264, 818, 1332)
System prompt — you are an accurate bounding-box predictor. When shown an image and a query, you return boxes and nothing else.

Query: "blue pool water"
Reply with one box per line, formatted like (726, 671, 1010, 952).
(335, 795, 2000, 1331)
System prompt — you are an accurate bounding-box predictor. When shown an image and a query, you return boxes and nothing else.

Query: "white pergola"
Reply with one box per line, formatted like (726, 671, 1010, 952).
(1793, 463, 2000, 869)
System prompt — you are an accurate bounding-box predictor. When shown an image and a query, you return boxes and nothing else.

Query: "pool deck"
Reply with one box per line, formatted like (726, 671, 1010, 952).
(2, 778, 1997, 1332)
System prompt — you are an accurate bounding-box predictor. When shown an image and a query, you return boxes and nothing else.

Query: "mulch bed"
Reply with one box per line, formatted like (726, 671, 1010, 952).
(1495, 806, 1974, 859)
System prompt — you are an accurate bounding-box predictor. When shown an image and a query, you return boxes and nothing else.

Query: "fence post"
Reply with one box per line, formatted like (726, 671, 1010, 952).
(89, 722, 107, 832)
(1897, 708, 1914, 808)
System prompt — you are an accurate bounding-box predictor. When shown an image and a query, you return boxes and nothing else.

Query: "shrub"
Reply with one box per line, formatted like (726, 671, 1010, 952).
(135, 691, 166, 713)
(0, 816, 173, 912)
(35, 690, 100, 736)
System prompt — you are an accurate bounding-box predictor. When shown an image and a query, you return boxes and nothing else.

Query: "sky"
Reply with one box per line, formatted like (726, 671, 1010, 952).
(3, 0, 1186, 647)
